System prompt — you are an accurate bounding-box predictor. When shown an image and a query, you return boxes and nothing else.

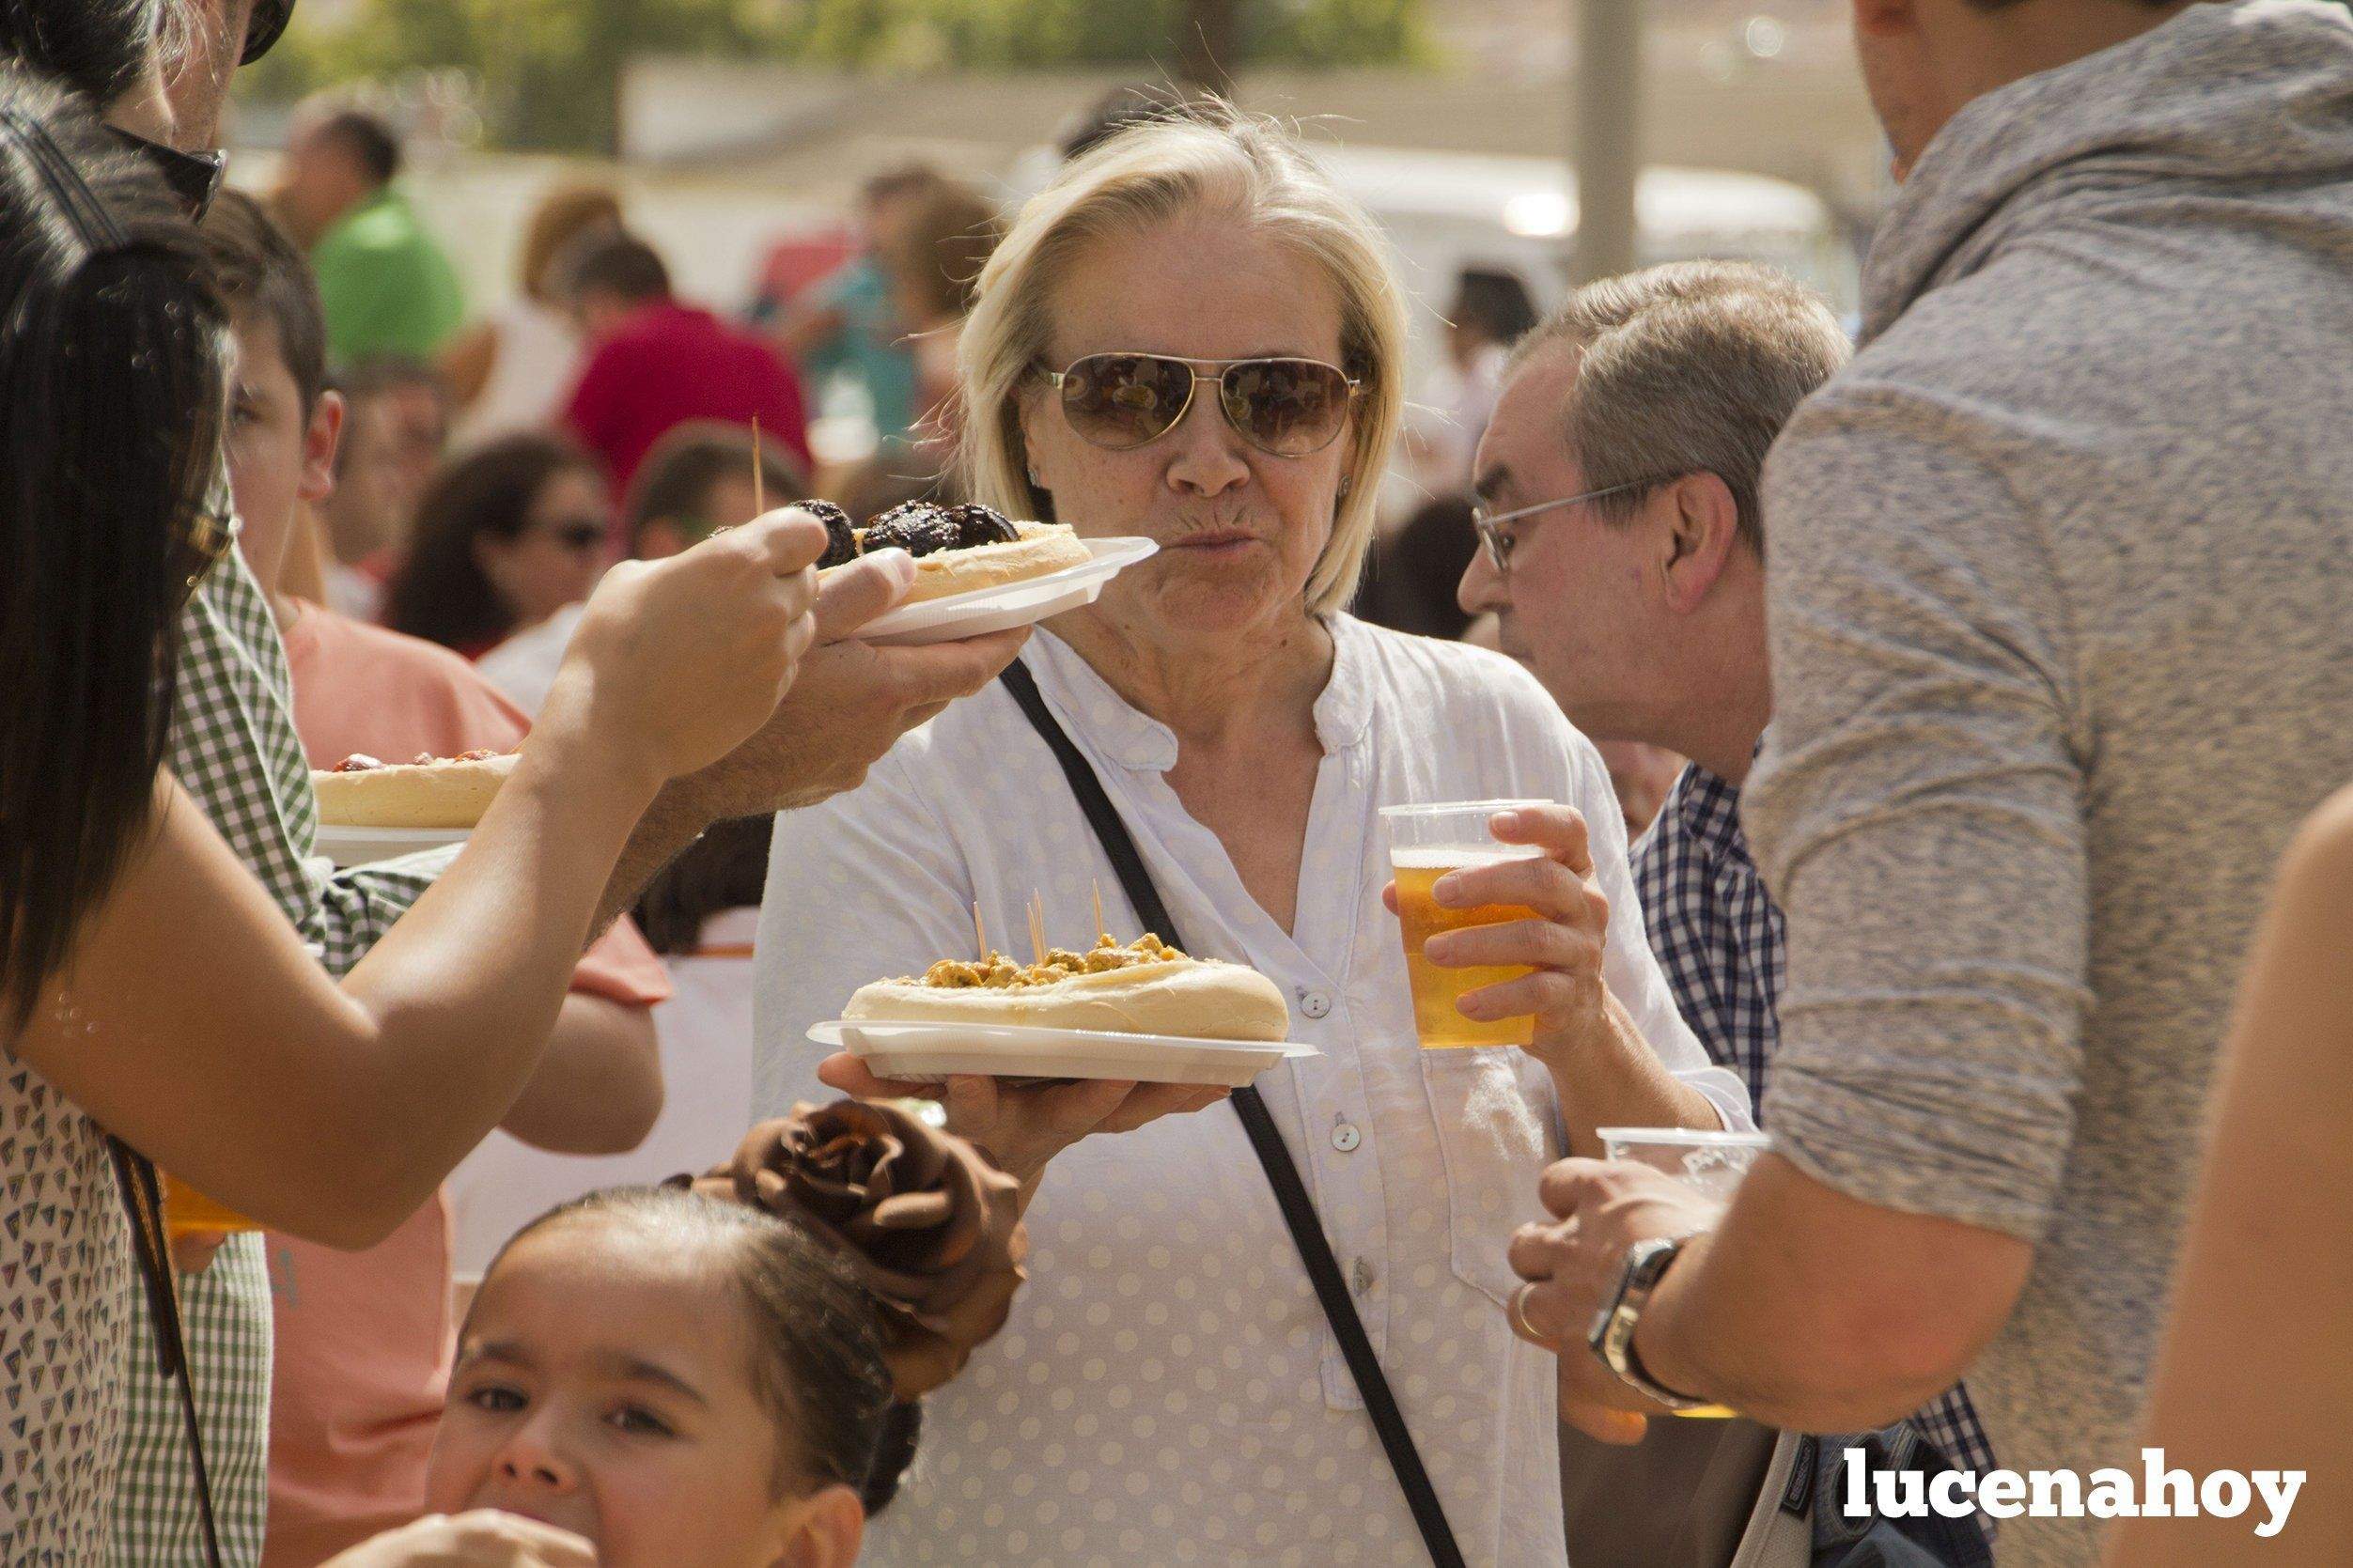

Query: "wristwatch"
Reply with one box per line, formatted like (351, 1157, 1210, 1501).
(1586, 1234, 1710, 1411)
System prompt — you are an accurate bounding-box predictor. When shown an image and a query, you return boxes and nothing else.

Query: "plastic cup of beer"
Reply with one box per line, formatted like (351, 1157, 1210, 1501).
(1381, 800, 1554, 1049)
(161, 1173, 261, 1237)
(1597, 1126, 1773, 1417)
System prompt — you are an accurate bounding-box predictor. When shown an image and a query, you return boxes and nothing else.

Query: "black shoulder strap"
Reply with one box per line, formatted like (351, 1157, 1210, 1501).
(998, 661, 1466, 1568)
(106, 1137, 226, 1568)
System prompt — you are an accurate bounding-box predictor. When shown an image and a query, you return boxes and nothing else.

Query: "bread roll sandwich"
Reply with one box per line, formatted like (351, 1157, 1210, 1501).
(846, 934, 1291, 1041)
(311, 748, 518, 830)
(807, 499, 1091, 605)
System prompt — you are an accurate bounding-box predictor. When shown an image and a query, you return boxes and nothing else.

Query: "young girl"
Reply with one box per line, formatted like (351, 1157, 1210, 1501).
(412, 1185, 913, 1568)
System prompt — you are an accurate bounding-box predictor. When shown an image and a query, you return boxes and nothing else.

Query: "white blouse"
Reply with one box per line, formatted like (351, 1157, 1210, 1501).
(753, 616, 1748, 1566)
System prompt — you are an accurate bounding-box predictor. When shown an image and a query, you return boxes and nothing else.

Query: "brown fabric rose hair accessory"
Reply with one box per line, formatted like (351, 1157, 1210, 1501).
(678, 1098, 1027, 1400)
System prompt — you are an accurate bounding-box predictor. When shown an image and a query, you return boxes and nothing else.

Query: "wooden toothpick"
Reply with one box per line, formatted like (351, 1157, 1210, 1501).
(1092, 880, 1107, 945)
(973, 901, 989, 961)
(750, 416, 765, 516)
(1027, 892, 1047, 966)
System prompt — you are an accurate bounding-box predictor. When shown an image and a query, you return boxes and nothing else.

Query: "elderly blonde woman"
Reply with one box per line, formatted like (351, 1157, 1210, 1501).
(753, 107, 1747, 1565)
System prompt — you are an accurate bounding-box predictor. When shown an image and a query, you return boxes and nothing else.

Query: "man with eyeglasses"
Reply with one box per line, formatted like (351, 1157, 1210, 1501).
(1505, 5, 2353, 1564)
(1460, 260, 1998, 1563)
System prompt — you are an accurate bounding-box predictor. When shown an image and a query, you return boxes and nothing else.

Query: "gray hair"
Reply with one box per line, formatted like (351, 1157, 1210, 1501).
(1509, 260, 1849, 554)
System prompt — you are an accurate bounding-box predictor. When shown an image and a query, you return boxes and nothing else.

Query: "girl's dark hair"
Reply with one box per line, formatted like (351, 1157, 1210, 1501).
(621, 419, 806, 560)
(0, 64, 228, 1029)
(489, 1186, 916, 1514)
(381, 430, 601, 652)
(0, 0, 159, 109)
(630, 814, 771, 955)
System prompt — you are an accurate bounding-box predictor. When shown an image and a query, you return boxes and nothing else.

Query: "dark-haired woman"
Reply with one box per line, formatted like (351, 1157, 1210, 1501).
(0, 70, 826, 1560)
(475, 421, 808, 719)
(382, 431, 613, 660)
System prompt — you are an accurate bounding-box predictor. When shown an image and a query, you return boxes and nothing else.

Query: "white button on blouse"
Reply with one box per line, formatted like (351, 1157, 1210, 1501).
(754, 617, 1749, 1567)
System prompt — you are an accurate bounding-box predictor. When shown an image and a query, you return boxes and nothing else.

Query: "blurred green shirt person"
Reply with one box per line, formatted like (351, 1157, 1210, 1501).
(803, 257, 916, 442)
(277, 109, 464, 366)
(311, 185, 464, 365)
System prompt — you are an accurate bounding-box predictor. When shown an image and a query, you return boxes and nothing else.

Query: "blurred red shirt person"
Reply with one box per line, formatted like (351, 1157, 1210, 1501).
(560, 230, 810, 494)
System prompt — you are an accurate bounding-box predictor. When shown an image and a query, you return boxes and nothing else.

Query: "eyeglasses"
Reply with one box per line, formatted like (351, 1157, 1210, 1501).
(536, 520, 609, 553)
(107, 127, 226, 219)
(1471, 474, 1684, 572)
(1041, 352, 1362, 458)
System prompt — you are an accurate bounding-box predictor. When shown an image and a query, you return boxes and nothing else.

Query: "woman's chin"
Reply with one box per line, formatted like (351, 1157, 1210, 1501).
(1118, 568, 1301, 643)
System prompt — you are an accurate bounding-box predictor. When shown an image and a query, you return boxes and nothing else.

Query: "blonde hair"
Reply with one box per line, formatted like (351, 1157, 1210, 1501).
(520, 184, 623, 303)
(957, 105, 1408, 615)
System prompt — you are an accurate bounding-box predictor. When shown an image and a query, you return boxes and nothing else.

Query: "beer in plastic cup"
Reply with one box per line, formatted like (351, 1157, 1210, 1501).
(1381, 800, 1553, 1049)
(1597, 1126, 1774, 1417)
(161, 1173, 261, 1236)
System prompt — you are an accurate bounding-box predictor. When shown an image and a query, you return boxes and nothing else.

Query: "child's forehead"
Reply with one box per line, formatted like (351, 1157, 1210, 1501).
(519, 1204, 739, 1270)
(475, 1212, 744, 1322)
(460, 1222, 753, 1354)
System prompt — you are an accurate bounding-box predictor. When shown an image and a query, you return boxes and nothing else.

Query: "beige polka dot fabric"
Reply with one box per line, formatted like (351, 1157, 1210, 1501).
(757, 621, 1748, 1564)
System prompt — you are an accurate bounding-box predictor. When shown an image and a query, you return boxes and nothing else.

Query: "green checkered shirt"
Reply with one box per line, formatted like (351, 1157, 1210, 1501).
(111, 544, 454, 1565)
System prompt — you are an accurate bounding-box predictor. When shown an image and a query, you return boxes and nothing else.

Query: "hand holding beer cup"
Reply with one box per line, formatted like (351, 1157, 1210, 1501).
(1381, 801, 1616, 1066)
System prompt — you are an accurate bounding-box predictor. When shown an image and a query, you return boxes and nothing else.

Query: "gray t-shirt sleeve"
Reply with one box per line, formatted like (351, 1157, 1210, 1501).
(1743, 377, 2095, 1242)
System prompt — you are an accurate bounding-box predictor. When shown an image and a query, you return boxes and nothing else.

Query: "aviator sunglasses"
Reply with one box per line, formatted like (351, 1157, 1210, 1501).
(1043, 352, 1362, 458)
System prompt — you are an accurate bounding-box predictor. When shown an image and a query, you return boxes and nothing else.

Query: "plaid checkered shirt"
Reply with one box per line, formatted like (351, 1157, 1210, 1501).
(1632, 763, 2001, 1490)
(112, 544, 454, 1564)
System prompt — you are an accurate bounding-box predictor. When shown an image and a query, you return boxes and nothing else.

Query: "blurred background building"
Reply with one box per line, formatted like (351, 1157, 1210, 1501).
(227, 0, 1884, 502)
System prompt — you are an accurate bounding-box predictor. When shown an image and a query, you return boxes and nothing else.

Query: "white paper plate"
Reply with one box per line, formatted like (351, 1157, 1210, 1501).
(856, 536, 1158, 646)
(314, 823, 470, 867)
(809, 1018, 1317, 1088)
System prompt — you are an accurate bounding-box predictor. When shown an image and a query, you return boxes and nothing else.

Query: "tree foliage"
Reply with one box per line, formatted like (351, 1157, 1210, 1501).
(246, 0, 1428, 152)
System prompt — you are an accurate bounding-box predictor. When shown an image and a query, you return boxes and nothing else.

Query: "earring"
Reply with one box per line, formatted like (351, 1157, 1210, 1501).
(1338, 475, 1353, 500)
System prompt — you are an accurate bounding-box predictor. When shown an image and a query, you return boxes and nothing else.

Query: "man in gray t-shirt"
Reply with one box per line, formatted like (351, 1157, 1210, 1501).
(1504, 4, 2353, 1561)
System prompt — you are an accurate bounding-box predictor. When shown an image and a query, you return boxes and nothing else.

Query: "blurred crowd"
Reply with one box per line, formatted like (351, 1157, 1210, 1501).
(10, 3, 2353, 1567)
(255, 91, 1696, 834)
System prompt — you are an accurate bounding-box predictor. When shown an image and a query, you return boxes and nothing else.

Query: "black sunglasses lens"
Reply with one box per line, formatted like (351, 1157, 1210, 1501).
(243, 0, 296, 64)
(1223, 360, 1350, 456)
(111, 130, 225, 218)
(165, 149, 225, 219)
(1061, 354, 1193, 449)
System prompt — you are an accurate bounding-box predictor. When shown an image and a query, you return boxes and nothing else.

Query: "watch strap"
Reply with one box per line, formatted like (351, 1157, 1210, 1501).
(1590, 1234, 1708, 1411)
